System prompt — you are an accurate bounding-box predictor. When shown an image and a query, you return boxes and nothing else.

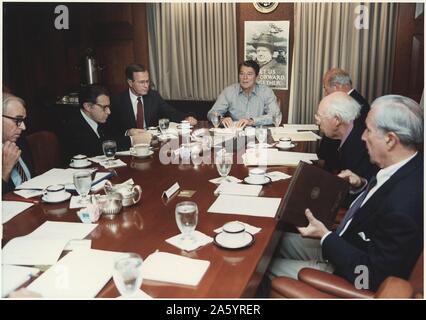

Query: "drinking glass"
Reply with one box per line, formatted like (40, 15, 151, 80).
(255, 127, 267, 145)
(273, 112, 282, 128)
(102, 140, 117, 165)
(113, 253, 143, 297)
(211, 112, 221, 129)
(175, 201, 198, 243)
(215, 149, 233, 183)
(73, 171, 92, 204)
(159, 118, 170, 136)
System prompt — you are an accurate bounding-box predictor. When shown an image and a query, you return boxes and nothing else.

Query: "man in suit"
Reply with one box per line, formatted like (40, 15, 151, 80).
(63, 85, 151, 160)
(267, 95, 423, 291)
(108, 64, 197, 137)
(318, 68, 370, 173)
(315, 91, 378, 180)
(2, 94, 33, 194)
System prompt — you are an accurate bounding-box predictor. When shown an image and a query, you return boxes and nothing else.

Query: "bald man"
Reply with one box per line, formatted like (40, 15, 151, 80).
(315, 92, 378, 181)
(2, 94, 33, 194)
(318, 68, 374, 179)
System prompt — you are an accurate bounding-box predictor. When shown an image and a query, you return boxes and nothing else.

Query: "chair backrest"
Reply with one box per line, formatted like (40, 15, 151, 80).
(409, 251, 423, 298)
(26, 131, 62, 176)
(375, 251, 423, 299)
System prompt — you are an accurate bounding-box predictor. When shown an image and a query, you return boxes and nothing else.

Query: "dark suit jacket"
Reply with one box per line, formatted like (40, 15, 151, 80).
(318, 90, 371, 175)
(62, 110, 131, 161)
(2, 137, 34, 195)
(322, 153, 423, 290)
(337, 120, 379, 180)
(108, 90, 185, 136)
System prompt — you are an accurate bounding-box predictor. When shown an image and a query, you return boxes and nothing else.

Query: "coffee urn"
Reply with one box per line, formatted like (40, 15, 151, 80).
(78, 48, 105, 86)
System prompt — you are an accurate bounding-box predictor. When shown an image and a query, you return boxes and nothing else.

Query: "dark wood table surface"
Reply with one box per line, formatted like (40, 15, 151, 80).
(3, 123, 305, 298)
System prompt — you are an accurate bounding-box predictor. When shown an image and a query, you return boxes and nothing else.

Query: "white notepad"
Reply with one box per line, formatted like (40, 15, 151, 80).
(2, 265, 40, 298)
(208, 194, 281, 218)
(141, 252, 210, 286)
(214, 182, 262, 196)
(2, 222, 98, 266)
(283, 124, 319, 131)
(271, 131, 321, 142)
(2, 237, 69, 266)
(242, 149, 318, 166)
(27, 249, 125, 298)
(2, 201, 34, 224)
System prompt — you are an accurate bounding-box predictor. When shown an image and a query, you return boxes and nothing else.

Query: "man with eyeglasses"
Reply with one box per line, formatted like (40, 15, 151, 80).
(63, 85, 152, 160)
(315, 92, 378, 182)
(2, 94, 33, 194)
(207, 60, 280, 128)
(318, 68, 370, 174)
(108, 63, 197, 137)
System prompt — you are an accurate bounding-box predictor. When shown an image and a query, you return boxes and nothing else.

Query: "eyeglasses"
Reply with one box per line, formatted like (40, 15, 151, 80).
(2, 115, 26, 127)
(94, 104, 111, 111)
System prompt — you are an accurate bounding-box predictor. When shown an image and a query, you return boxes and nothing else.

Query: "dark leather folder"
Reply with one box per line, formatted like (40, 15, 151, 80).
(277, 161, 350, 229)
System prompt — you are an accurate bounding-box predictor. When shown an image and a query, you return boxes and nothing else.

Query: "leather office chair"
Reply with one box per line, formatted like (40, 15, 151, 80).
(26, 131, 62, 176)
(270, 251, 423, 299)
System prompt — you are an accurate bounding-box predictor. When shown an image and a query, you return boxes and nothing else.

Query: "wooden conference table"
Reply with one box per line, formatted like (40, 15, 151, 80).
(3, 123, 305, 298)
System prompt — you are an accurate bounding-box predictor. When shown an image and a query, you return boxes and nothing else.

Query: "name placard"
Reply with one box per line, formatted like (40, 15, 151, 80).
(162, 182, 180, 200)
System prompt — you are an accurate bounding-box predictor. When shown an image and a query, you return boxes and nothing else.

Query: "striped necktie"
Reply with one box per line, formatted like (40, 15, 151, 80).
(336, 176, 377, 234)
(15, 160, 28, 183)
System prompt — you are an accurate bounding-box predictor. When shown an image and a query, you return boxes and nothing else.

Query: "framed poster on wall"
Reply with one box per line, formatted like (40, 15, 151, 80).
(245, 21, 290, 90)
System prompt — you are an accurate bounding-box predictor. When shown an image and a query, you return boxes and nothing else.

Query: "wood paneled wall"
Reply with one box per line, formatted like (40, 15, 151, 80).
(392, 3, 424, 102)
(3, 3, 149, 133)
(236, 3, 294, 123)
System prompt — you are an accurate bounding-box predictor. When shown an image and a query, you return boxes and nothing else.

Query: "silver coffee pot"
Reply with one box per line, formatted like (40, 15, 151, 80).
(104, 180, 142, 207)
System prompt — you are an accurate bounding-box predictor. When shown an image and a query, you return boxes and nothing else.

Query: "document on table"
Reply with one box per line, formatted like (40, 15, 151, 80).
(2, 265, 40, 298)
(271, 131, 322, 142)
(2, 237, 69, 266)
(13, 189, 44, 199)
(283, 124, 319, 131)
(214, 182, 262, 197)
(16, 168, 96, 190)
(27, 249, 125, 298)
(2, 201, 34, 224)
(2, 222, 98, 266)
(208, 194, 282, 218)
(27, 221, 98, 240)
(65, 172, 112, 192)
(141, 251, 210, 286)
(242, 149, 318, 166)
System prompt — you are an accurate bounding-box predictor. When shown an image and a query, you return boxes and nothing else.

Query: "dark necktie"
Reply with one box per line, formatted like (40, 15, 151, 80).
(136, 97, 144, 129)
(15, 160, 28, 183)
(97, 125, 105, 139)
(336, 176, 377, 234)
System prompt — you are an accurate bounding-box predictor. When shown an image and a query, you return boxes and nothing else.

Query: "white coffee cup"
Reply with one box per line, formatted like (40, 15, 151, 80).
(71, 154, 88, 167)
(248, 168, 266, 183)
(130, 144, 151, 156)
(278, 137, 292, 148)
(44, 184, 66, 201)
(222, 222, 246, 244)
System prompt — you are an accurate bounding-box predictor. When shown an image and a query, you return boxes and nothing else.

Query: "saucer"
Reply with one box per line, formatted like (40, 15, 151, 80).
(214, 231, 255, 250)
(131, 150, 154, 159)
(69, 161, 92, 168)
(276, 143, 296, 151)
(42, 192, 72, 203)
(244, 176, 271, 185)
